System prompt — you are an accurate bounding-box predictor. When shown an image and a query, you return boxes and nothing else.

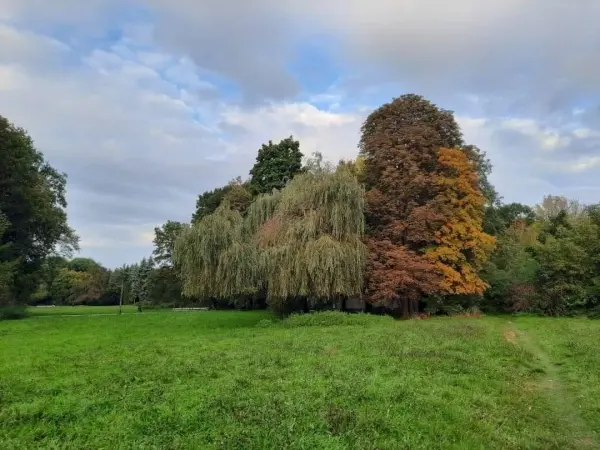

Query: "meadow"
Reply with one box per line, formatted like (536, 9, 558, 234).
(1, 310, 599, 449)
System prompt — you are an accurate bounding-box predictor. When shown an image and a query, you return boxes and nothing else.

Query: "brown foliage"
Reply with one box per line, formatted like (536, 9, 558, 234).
(361, 95, 461, 313)
(364, 238, 439, 316)
(360, 93, 463, 154)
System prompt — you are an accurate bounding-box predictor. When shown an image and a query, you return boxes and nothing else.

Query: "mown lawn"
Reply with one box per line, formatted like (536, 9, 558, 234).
(1, 311, 599, 449)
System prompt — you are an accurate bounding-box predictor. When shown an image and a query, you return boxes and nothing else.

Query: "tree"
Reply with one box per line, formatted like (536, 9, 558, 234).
(153, 221, 188, 267)
(425, 148, 496, 296)
(129, 263, 141, 304)
(67, 258, 102, 273)
(532, 211, 600, 315)
(49, 268, 87, 305)
(360, 94, 497, 314)
(484, 202, 536, 235)
(360, 94, 463, 152)
(108, 265, 133, 304)
(534, 195, 585, 221)
(256, 167, 366, 312)
(360, 96, 452, 313)
(175, 164, 366, 314)
(364, 239, 439, 316)
(0, 213, 17, 308)
(139, 257, 154, 304)
(249, 136, 304, 195)
(147, 266, 182, 306)
(222, 178, 253, 214)
(0, 115, 79, 310)
(176, 203, 252, 303)
(192, 185, 231, 224)
(481, 221, 539, 312)
(29, 255, 69, 305)
(304, 151, 335, 175)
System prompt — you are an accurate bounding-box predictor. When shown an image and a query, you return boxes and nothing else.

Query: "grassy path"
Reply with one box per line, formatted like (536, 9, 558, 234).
(510, 321, 598, 449)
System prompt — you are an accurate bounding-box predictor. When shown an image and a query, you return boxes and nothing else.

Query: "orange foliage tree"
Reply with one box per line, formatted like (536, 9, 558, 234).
(426, 148, 496, 295)
(361, 95, 459, 314)
(361, 94, 496, 315)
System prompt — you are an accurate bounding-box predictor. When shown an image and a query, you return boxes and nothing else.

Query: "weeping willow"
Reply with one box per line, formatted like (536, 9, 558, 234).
(243, 189, 282, 236)
(175, 165, 367, 309)
(174, 202, 258, 298)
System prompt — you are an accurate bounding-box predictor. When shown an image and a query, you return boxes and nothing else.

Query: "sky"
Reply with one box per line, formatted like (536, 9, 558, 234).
(1, 0, 599, 268)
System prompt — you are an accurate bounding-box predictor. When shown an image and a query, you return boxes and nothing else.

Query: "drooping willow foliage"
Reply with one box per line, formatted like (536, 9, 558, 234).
(174, 203, 257, 299)
(174, 165, 367, 311)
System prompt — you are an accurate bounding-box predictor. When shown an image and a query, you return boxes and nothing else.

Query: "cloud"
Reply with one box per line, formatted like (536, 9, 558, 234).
(0, 21, 365, 266)
(0, 1, 599, 267)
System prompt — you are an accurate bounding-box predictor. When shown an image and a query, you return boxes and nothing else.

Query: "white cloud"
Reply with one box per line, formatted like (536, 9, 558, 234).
(564, 157, 600, 174)
(500, 118, 572, 151)
(221, 103, 363, 164)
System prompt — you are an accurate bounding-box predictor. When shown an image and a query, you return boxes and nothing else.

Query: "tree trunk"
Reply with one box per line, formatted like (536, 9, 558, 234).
(303, 297, 309, 313)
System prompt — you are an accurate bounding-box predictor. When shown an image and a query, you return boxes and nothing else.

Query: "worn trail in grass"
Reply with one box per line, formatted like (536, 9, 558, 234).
(512, 317, 600, 449)
(508, 320, 598, 449)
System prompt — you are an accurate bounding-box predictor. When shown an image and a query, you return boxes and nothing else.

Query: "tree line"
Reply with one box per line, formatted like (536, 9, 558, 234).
(1, 94, 599, 318)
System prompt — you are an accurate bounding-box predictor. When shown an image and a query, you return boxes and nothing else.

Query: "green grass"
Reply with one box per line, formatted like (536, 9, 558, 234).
(1, 312, 599, 449)
(28, 305, 140, 316)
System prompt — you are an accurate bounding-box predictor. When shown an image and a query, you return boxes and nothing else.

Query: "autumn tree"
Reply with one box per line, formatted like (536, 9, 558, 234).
(360, 95, 455, 313)
(361, 94, 497, 314)
(425, 148, 496, 295)
(364, 240, 439, 316)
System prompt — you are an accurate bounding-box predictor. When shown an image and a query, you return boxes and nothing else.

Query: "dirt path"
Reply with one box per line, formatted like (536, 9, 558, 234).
(508, 322, 598, 449)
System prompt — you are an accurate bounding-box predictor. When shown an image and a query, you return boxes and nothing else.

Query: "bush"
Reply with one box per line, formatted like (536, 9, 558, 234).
(0, 305, 28, 320)
(282, 311, 393, 328)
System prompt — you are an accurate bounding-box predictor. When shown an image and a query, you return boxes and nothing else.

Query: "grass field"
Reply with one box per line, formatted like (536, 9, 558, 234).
(1, 310, 599, 449)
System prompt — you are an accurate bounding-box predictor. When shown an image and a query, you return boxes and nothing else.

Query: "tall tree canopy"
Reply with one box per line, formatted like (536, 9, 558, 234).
(192, 185, 231, 224)
(360, 95, 494, 314)
(153, 221, 188, 267)
(67, 258, 102, 273)
(0, 115, 79, 308)
(249, 136, 304, 195)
